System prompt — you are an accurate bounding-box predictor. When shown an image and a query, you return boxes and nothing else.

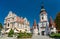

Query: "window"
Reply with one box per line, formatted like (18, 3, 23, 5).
(12, 18, 14, 20)
(8, 23, 9, 27)
(25, 29, 27, 31)
(41, 14, 43, 15)
(42, 17, 44, 20)
(25, 26, 27, 28)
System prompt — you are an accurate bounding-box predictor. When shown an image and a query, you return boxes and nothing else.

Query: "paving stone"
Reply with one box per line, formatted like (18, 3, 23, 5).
(0, 35, 59, 39)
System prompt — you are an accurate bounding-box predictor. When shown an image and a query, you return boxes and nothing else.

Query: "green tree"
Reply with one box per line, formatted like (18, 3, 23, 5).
(8, 29, 14, 37)
(0, 23, 3, 29)
(55, 12, 60, 30)
(17, 31, 23, 38)
(0, 23, 3, 35)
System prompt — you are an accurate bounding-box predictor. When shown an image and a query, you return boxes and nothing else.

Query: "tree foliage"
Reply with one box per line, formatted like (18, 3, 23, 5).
(17, 32, 32, 38)
(0, 23, 3, 29)
(0, 23, 3, 35)
(55, 12, 60, 30)
(8, 29, 14, 37)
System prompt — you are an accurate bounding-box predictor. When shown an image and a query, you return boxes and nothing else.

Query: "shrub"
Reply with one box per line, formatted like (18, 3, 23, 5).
(49, 33, 60, 38)
(8, 29, 14, 37)
(17, 32, 32, 38)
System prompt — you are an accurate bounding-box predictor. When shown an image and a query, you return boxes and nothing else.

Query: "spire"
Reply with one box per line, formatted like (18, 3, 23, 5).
(41, 2, 45, 11)
(53, 22, 56, 27)
(49, 16, 53, 27)
(41, 2, 44, 9)
(33, 19, 37, 29)
(40, 2, 46, 14)
(49, 16, 56, 27)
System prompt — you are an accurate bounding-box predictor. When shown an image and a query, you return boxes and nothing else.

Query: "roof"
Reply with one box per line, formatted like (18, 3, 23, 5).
(40, 4, 47, 14)
(49, 16, 56, 27)
(33, 19, 37, 29)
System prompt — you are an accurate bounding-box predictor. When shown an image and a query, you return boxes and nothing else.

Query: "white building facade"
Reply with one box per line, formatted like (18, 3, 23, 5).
(33, 20, 38, 35)
(3, 11, 31, 33)
(38, 5, 49, 35)
(38, 4, 57, 35)
(49, 16, 56, 34)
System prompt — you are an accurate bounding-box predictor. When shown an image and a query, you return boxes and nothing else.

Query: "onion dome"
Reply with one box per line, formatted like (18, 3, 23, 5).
(40, 3, 46, 14)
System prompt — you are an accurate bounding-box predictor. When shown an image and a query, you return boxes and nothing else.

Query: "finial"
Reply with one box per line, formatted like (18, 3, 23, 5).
(40, 1, 46, 14)
(41, 1, 44, 9)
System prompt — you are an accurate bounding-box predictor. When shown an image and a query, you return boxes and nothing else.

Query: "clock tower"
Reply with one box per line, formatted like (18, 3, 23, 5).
(38, 3, 49, 35)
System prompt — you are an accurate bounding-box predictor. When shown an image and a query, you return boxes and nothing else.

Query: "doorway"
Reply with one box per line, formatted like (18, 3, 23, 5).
(41, 31, 45, 35)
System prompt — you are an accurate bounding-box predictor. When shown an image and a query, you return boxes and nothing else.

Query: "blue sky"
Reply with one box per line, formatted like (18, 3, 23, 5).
(0, 0, 60, 28)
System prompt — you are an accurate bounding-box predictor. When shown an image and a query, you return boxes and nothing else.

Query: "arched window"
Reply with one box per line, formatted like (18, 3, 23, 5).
(8, 23, 9, 27)
(42, 17, 44, 20)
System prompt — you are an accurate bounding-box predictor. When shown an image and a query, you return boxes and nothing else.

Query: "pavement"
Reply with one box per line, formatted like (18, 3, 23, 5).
(0, 35, 55, 39)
